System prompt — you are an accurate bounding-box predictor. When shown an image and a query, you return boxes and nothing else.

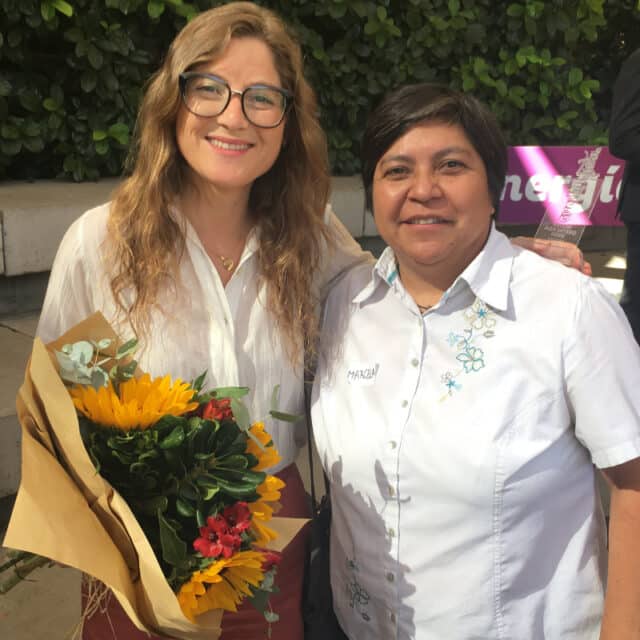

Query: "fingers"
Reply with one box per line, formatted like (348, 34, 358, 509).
(511, 236, 589, 274)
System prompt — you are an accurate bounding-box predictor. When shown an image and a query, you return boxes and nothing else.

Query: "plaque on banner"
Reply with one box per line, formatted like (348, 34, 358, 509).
(534, 148, 603, 245)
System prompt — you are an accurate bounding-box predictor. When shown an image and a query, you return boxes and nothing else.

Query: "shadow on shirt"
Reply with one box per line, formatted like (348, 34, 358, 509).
(327, 456, 416, 637)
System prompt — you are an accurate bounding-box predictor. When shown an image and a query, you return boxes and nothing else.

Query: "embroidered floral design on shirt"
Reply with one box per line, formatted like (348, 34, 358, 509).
(440, 298, 496, 401)
(345, 557, 371, 622)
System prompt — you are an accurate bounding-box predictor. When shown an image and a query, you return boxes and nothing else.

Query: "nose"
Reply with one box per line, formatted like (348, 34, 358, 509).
(216, 92, 248, 129)
(408, 168, 440, 202)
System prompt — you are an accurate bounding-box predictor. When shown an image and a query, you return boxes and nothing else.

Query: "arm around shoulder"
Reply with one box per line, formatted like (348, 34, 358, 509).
(316, 205, 374, 302)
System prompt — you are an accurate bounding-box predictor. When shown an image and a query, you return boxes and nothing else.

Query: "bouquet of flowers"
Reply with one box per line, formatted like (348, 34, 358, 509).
(3, 313, 305, 638)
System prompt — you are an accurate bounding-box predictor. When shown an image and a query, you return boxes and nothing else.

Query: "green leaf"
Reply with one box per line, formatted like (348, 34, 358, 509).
(51, 84, 64, 104)
(51, 0, 73, 17)
(116, 338, 138, 359)
(230, 398, 250, 431)
(159, 426, 185, 449)
(376, 6, 387, 20)
(23, 138, 45, 153)
(41, 2, 56, 22)
(1, 123, 20, 140)
(568, 68, 583, 85)
(64, 27, 84, 43)
(175, 497, 196, 517)
(212, 387, 249, 399)
(0, 80, 11, 97)
(42, 98, 60, 111)
(158, 510, 187, 567)
(81, 71, 97, 93)
(147, 1, 165, 18)
(364, 20, 378, 35)
(214, 476, 260, 498)
(88, 45, 104, 70)
(269, 410, 301, 423)
(506, 3, 524, 16)
(136, 495, 168, 515)
(191, 371, 207, 392)
(448, 0, 460, 15)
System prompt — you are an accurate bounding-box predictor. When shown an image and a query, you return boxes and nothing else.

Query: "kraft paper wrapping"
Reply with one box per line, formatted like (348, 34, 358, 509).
(3, 312, 307, 639)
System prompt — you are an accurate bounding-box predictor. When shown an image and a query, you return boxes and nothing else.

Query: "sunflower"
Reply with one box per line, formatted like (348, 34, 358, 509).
(246, 422, 281, 470)
(70, 373, 199, 430)
(177, 550, 267, 621)
(249, 475, 285, 546)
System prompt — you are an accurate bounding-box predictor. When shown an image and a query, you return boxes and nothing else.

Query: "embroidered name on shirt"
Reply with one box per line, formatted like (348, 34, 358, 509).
(347, 363, 380, 386)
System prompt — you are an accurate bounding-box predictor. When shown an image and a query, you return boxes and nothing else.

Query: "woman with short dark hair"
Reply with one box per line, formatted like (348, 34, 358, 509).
(312, 83, 640, 639)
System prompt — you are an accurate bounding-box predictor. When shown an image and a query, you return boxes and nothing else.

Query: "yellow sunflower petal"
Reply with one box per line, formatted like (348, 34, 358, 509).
(69, 374, 198, 430)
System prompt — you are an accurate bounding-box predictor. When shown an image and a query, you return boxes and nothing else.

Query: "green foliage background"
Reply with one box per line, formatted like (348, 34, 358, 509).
(1, 0, 639, 181)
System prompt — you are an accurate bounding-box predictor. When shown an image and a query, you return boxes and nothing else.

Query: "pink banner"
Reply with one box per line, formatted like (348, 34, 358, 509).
(500, 146, 625, 226)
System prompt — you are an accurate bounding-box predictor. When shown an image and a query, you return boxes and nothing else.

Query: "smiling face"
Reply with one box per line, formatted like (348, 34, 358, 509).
(372, 121, 494, 291)
(175, 37, 286, 200)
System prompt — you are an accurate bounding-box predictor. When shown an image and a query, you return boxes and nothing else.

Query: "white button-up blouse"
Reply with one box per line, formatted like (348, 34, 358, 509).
(311, 225, 640, 639)
(37, 202, 367, 473)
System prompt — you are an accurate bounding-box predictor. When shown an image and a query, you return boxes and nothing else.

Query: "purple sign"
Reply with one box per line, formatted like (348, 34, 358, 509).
(500, 146, 624, 226)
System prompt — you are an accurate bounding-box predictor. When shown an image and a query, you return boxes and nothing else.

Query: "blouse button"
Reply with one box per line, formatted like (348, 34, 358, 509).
(411, 358, 419, 367)
(401, 400, 408, 408)
(386, 572, 395, 583)
(388, 485, 395, 497)
(388, 527, 396, 537)
(389, 440, 397, 449)
(390, 612, 397, 623)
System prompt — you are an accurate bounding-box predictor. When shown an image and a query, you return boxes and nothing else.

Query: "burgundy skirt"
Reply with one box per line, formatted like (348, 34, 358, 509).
(81, 463, 311, 640)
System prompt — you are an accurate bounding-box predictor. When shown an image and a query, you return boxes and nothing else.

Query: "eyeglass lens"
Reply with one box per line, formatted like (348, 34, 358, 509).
(182, 75, 287, 128)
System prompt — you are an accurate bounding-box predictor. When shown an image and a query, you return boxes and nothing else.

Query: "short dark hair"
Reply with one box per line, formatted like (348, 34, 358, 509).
(361, 83, 507, 214)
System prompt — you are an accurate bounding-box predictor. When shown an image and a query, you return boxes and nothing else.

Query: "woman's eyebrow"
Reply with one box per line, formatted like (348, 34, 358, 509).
(378, 154, 414, 168)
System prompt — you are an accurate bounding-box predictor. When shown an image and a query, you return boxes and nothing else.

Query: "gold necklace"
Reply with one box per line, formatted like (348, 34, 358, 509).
(219, 255, 235, 272)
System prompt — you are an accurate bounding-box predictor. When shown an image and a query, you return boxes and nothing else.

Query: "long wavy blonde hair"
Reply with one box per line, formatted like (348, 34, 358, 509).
(107, 2, 332, 360)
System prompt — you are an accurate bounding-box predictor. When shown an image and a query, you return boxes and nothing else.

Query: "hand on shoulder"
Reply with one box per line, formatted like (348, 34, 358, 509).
(511, 236, 592, 276)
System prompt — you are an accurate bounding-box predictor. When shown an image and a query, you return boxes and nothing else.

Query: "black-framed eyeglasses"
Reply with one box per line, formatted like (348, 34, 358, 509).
(179, 72, 292, 128)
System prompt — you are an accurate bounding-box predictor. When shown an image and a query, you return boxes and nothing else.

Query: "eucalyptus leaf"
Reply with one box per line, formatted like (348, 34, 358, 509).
(90, 368, 109, 389)
(68, 341, 95, 365)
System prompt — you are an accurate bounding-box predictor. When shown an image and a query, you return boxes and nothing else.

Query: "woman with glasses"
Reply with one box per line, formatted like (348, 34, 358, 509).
(36, 3, 366, 639)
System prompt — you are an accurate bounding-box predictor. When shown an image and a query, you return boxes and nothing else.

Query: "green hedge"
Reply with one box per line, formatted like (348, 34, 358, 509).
(1, 0, 639, 180)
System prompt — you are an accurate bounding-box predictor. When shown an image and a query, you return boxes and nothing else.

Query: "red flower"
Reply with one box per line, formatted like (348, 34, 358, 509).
(222, 502, 251, 533)
(261, 550, 282, 572)
(201, 397, 233, 422)
(192, 502, 252, 559)
(193, 514, 242, 559)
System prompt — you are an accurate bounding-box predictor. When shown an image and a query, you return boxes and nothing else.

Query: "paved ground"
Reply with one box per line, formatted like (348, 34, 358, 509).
(0, 249, 628, 640)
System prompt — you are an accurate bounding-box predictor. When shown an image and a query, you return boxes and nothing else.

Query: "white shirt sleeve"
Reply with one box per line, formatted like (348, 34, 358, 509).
(36, 205, 108, 343)
(566, 276, 640, 468)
